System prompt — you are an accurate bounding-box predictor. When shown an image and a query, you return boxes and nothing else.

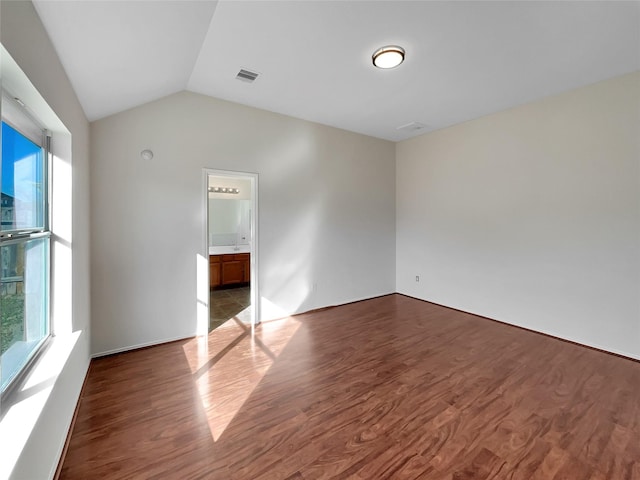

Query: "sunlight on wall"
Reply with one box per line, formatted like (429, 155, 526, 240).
(260, 195, 324, 320)
(51, 152, 73, 334)
(51, 239, 72, 332)
(182, 315, 301, 441)
(259, 297, 290, 322)
(247, 124, 325, 319)
(195, 253, 209, 335)
(259, 295, 304, 322)
(50, 152, 72, 242)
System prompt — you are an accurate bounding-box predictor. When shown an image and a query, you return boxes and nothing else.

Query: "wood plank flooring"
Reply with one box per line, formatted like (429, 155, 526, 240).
(59, 294, 640, 479)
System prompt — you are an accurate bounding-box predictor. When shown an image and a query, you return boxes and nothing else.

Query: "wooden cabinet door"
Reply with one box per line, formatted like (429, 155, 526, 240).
(243, 256, 250, 282)
(209, 256, 221, 289)
(222, 261, 244, 285)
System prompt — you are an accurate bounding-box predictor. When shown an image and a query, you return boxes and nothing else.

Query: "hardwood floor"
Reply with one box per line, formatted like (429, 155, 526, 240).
(59, 294, 640, 479)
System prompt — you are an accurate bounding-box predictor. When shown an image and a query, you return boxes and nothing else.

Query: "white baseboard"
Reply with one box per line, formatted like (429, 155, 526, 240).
(92, 334, 196, 358)
(397, 292, 640, 362)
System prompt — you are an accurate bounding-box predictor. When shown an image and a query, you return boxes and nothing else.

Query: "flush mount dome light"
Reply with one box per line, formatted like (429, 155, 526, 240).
(372, 45, 405, 69)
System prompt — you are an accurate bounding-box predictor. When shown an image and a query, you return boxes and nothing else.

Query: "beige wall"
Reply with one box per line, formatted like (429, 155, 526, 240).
(396, 72, 640, 359)
(90, 91, 396, 355)
(1, 2, 91, 479)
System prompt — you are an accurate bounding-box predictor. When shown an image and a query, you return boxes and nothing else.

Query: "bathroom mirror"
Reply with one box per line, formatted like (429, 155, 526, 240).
(208, 199, 251, 246)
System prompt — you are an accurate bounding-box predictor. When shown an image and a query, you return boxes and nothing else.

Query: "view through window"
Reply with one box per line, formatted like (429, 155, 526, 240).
(0, 113, 51, 394)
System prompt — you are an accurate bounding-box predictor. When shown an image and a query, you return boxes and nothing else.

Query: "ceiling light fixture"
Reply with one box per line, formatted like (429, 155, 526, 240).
(372, 45, 405, 69)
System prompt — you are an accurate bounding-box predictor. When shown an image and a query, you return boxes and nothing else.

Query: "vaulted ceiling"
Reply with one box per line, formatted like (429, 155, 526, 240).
(33, 1, 640, 141)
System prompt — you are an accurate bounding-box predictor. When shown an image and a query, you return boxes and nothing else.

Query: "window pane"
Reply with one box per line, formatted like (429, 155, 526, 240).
(1, 121, 46, 232)
(1, 237, 49, 391)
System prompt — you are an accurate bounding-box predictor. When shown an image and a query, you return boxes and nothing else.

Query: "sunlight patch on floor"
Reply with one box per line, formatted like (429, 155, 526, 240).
(182, 315, 301, 441)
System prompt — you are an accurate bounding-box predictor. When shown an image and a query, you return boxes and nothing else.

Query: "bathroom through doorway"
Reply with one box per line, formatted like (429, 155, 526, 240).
(204, 169, 259, 331)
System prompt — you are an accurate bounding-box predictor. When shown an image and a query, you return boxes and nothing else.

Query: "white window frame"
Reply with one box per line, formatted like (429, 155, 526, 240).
(0, 92, 52, 397)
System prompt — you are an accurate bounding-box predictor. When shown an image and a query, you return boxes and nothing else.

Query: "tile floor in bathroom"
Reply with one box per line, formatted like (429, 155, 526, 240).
(209, 286, 251, 331)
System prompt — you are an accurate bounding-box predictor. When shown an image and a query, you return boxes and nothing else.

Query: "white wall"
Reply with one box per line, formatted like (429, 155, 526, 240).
(90, 91, 396, 355)
(397, 72, 640, 359)
(1, 2, 91, 479)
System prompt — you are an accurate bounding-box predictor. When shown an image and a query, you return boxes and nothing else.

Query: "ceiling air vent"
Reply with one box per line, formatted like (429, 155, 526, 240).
(396, 122, 428, 132)
(236, 69, 259, 83)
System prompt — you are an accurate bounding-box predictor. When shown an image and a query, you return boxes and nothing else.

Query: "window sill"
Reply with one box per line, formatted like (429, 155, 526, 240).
(0, 330, 81, 479)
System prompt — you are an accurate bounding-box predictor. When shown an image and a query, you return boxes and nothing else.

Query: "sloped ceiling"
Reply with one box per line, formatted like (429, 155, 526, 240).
(34, 1, 640, 141)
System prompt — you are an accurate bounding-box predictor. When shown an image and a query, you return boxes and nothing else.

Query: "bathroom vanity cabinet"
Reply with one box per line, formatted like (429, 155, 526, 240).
(210, 253, 250, 289)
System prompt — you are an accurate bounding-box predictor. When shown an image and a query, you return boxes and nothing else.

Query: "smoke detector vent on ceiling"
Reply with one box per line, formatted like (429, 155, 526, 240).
(236, 69, 260, 83)
(396, 122, 428, 132)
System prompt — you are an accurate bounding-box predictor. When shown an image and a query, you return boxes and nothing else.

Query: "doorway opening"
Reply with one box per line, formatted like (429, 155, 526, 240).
(204, 169, 259, 331)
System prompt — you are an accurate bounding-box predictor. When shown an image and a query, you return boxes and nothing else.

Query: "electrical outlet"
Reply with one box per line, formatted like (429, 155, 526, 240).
(415, 275, 420, 282)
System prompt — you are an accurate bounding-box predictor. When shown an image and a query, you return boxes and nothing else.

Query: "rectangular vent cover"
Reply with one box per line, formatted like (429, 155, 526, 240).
(236, 69, 259, 82)
(396, 122, 428, 132)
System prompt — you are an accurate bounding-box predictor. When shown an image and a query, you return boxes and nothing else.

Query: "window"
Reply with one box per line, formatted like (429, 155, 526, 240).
(1, 93, 51, 395)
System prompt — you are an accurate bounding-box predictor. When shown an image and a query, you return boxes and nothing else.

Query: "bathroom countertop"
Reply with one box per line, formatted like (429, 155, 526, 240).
(209, 245, 251, 255)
